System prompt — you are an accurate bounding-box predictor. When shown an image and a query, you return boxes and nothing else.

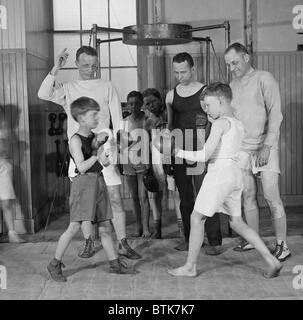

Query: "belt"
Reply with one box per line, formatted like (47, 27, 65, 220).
(83, 171, 103, 177)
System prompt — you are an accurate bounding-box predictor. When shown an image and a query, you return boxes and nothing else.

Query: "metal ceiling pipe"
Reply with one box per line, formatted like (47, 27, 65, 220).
(95, 25, 136, 34)
(92, 24, 101, 78)
(183, 21, 230, 33)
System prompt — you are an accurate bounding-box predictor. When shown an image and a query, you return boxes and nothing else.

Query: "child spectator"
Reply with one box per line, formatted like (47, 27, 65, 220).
(143, 88, 183, 239)
(121, 91, 150, 238)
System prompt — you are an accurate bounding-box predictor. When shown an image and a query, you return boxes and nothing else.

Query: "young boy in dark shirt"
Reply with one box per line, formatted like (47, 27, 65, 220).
(47, 97, 127, 282)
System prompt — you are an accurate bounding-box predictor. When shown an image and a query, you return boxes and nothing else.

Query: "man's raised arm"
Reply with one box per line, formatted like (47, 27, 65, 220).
(37, 48, 69, 106)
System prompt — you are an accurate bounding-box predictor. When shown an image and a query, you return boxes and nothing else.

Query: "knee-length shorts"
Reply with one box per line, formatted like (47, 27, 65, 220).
(194, 161, 243, 217)
(238, 148, 280, 175)
(69, 173, 113, 223)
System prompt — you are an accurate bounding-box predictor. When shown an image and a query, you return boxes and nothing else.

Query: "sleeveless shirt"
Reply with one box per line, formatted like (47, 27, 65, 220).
(72, 132, 103, 174)
(172, 86, 207, 151)
(210, 117, 244, 162)
(172, 86, 207, 130)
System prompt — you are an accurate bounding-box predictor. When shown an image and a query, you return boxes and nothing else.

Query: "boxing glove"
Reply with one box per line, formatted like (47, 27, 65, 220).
(143, 168, 159, 193)
(96, 132, 110, 145)
(91, 137, 101, 155)
(91, 133, 110, 149)
(152, 130, 177, 158)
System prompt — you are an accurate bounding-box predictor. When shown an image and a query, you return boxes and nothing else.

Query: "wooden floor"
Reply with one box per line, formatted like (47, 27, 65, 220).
(0, 207, 303, 300)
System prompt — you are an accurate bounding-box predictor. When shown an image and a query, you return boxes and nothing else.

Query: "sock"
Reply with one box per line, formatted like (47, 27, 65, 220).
(177, 219, 183, 228)
(277, 239, 288, 248)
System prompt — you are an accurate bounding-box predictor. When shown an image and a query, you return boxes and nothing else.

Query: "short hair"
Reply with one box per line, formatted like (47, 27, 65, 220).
(200, 82, 233, 102)
(172, 52, 194, 67)
(70, 97, 100, 122)
(127, 91, 143, 103)
(76, 46, 98, 61)
(142, 88, 162, 101)
(224, 42, 249, 56)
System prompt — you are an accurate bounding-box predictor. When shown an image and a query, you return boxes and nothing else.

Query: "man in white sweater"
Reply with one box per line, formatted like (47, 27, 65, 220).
(224, 43, 290, 262)
(38, 46, 141, 260)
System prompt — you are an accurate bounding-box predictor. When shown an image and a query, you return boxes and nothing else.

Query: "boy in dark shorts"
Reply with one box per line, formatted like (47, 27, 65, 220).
(47, 97, 127, 282)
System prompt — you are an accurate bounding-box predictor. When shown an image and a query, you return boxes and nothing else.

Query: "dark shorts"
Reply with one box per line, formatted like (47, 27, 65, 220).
(69, 173, 112, 224)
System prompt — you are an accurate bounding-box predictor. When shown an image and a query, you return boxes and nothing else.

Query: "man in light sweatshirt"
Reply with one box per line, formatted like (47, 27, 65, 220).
(38, 46, 141, 260)
(224, 42, 291, 262)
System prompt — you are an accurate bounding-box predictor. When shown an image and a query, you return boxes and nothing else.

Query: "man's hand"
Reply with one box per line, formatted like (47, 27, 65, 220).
(255, 144, 271, 167)
(51, 48, 69, 76)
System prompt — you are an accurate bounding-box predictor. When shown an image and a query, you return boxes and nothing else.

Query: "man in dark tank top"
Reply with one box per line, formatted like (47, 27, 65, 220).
(166, 52, 222, 253)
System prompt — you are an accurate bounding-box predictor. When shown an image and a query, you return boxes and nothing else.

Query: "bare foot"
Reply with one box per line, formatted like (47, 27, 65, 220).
(263, 260, 283, 278)
(167, 266, 197, 277)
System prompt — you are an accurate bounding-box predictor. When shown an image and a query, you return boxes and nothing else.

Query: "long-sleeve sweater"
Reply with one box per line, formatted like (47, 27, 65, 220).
(38, 74, 123, 140)
(230, 68, 283, 151)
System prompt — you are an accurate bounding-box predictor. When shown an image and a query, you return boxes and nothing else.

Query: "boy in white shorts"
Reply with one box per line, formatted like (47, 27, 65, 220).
(156, 83, 282, 278)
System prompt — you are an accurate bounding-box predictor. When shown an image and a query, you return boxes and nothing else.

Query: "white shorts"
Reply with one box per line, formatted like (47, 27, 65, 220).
(0, 159, 16, 200)
(194, 161, 243, 217)
(102, 164, 122, 186)
(238, 148, 280, 175)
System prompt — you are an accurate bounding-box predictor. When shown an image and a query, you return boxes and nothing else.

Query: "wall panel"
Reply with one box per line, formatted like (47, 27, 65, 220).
(255, 52, 303, 201)
(0, 51, 32, 233)
(0, 0, 54, 235)
(0, 0, 26, 49)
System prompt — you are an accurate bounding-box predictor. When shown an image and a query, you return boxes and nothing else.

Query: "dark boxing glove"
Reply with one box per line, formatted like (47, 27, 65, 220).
(143, 168, 159, 193)
(152, 130, 178, 158)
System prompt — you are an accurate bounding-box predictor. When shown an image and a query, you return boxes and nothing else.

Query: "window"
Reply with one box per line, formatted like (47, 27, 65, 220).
(53, 0, 137, 102)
